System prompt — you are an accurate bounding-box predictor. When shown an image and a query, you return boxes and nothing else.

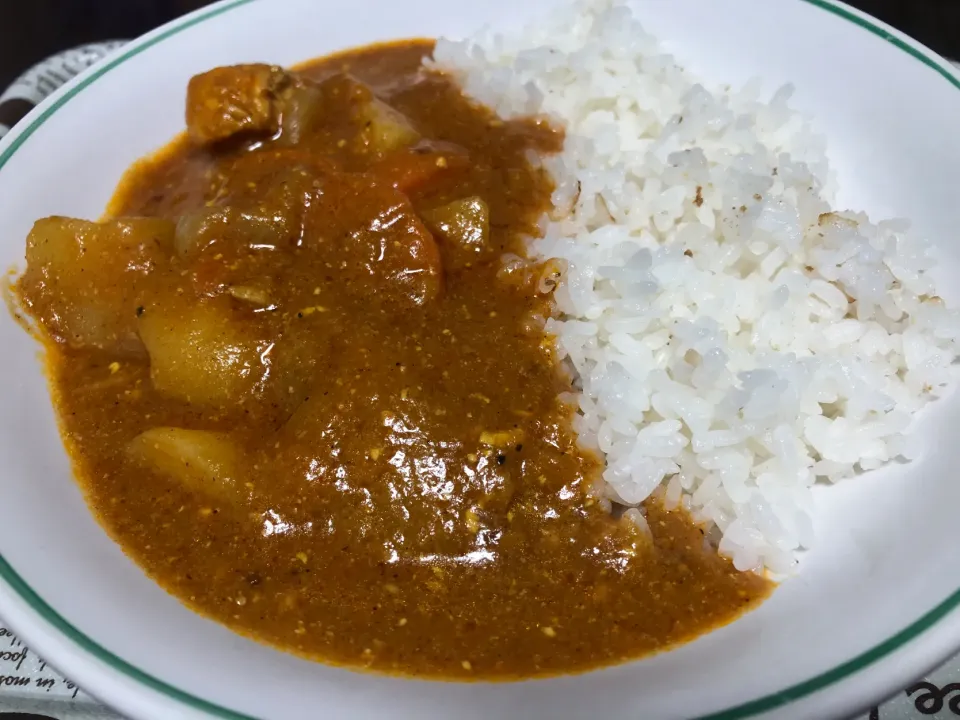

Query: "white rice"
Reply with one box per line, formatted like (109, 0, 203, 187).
(432, 0, 960, 575)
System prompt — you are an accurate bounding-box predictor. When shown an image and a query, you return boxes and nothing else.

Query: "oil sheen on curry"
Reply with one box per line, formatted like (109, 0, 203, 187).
(13, 41, 771, 679)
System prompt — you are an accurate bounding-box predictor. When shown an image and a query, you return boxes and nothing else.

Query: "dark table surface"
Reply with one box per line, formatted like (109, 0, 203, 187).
(1, 0, 959, 91)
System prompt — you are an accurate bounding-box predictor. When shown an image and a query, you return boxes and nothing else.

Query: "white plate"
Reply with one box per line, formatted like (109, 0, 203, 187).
(0, 1, 958, 718)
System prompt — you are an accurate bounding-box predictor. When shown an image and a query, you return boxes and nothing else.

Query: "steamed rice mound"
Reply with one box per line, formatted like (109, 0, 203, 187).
(433, 0, 960, 574)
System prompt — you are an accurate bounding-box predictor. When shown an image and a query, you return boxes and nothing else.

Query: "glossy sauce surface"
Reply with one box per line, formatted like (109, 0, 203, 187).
(15, 41, 771, 679)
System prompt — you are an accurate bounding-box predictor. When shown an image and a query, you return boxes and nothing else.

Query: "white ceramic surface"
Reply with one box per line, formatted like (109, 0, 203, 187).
(0, 1, 958, 718)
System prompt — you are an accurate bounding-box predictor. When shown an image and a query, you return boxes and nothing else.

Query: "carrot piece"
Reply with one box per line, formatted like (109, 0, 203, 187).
(371, 144, 470, 194)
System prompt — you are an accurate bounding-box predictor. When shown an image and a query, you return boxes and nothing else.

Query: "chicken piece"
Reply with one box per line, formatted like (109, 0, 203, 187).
(185, 64, 290, 144)
(18, 216, 175, 355)
(303, 175, 443, 307)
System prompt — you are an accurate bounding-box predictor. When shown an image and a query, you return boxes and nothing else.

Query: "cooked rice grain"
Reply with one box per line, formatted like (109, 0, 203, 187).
(433, 0, 960, 575)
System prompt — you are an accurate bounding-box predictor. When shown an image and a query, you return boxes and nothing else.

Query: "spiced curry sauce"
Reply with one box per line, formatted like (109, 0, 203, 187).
(15, 41, 770, 678)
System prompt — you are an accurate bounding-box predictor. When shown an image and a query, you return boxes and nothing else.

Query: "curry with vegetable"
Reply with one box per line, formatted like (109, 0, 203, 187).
(12, 41, 771, 679)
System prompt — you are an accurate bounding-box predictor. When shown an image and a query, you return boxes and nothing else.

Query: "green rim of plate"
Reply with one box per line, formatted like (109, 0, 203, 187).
(0, 0, 958, 718)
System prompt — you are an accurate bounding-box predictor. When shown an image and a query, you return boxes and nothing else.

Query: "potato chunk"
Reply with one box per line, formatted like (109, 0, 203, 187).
(312, 74, 420, 157)
(186, 64, 289, 144)
(138, 297, 269, 408)
(422, 197, 490, 270)
(275, 83, 324, 146)
(354, 97, 420, 155)
(18, 216, 174, 354)
(174, 206, 287, 259)
(128, 427, 246, 504)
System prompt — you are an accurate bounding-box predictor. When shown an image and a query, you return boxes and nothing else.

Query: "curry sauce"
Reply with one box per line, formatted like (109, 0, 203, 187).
(14, 41, 771, 679)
